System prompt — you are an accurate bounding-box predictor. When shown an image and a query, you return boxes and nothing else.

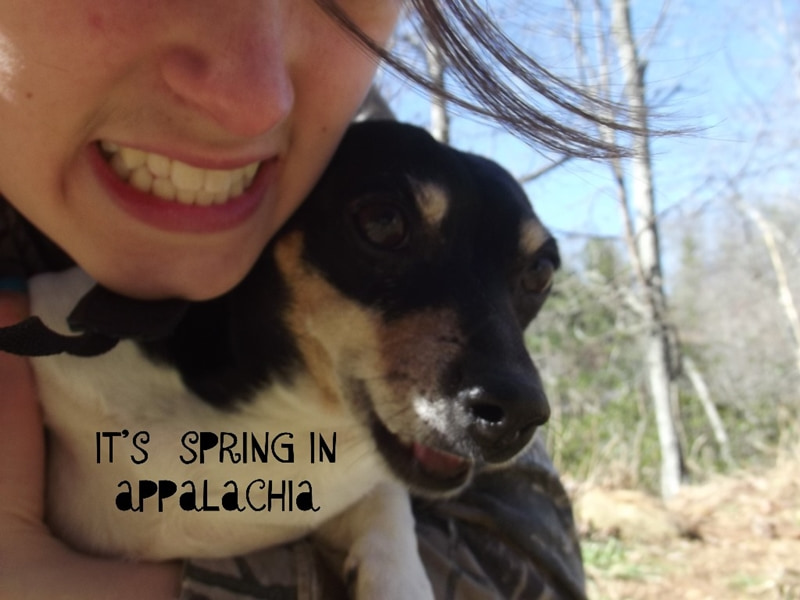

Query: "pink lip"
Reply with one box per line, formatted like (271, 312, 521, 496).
(89, 143, 276, 234)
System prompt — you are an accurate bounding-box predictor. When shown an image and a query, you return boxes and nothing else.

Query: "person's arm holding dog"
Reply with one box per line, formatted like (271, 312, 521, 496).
(0, 291, 182, 600)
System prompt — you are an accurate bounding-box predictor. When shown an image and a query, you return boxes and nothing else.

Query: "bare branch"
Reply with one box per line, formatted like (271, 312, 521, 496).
(517, 156, 573, 184)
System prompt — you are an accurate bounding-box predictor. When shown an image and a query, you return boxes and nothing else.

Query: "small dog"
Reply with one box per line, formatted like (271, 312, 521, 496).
(21, 121, 559, 599)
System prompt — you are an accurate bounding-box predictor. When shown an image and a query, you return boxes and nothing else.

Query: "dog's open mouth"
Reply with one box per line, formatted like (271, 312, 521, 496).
(347, 377, 473, 493)
(369, 413, 473, 494)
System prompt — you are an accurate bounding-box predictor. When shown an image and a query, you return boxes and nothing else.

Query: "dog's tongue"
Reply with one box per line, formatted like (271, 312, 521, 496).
(412, 443, 469, 479)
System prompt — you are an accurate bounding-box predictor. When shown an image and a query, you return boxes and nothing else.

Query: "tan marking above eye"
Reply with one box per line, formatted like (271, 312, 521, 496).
(519, 219, 550, 256)
(409, 178, 449, 227)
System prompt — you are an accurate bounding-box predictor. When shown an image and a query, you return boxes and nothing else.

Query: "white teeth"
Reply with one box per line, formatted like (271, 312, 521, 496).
(230, 178, 244, 198)
(152, 177, 177, 201)
(101, 141, 262, 205)
(110, 153, 132, 179)
(101, 141, 120, 153)
(146, 153, 171, 178)
(171, 161, 205, 192)
(244, 163, 259, 181)
(120, 147, 147, 170)
(129, 167, 153, 193)
(204, 169, 232, 195)
(195, 190, 216, 206)
(176, 189, 195, 204)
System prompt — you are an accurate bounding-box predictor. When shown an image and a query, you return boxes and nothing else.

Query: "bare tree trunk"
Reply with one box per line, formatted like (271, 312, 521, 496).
(774, 0, 800, 99)
(422, 25, 450, 143)
(683, 356, 736, 469)
(738, 203, 800, 374)
(611, 0, 684, 500)
(356, 86, 396, 122)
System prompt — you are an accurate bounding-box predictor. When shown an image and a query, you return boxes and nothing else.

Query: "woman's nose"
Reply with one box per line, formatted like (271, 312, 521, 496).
(159, 7, 294, 138)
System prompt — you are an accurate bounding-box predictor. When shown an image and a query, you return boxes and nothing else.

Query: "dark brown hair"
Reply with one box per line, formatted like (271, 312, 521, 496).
(316, 0, 629, 158)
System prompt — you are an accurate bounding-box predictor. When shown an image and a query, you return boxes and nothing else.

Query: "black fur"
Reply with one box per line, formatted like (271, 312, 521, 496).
(140, 121, 558, 426)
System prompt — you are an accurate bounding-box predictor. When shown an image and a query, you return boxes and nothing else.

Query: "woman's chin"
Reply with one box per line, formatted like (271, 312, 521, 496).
(85, 256, 257, 301)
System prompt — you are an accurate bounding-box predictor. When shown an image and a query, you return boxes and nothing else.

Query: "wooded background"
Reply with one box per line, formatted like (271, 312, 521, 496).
(373, 0, 800, 499)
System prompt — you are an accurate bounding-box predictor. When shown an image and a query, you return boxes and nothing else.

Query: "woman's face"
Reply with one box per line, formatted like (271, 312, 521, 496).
(0, 1, 400, 299)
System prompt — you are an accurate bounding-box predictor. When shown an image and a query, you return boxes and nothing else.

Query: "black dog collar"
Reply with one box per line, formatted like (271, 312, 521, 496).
(0, 284, 189, 357)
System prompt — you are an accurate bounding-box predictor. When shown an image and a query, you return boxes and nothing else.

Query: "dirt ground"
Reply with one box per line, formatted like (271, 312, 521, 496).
(571, 455, 800, 599)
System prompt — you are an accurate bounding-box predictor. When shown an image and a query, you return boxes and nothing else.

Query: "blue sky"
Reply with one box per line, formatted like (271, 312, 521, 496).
(382, 0, 799, 255)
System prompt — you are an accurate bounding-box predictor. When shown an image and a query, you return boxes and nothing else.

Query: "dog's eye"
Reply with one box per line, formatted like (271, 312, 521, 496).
(353, 201, 409, 249)
(521, 257, 555, 294)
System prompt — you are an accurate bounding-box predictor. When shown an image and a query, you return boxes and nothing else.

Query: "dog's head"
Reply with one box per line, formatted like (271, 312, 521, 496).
(272, 121, 560, 495)
(143, 121, 558, 496)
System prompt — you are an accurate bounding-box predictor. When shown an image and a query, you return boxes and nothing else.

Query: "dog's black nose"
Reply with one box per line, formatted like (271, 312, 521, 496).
(458, 370, 550, 464)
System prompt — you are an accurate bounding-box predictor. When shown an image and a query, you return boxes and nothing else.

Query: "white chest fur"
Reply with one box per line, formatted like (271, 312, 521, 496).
(30, 268, 390, 560)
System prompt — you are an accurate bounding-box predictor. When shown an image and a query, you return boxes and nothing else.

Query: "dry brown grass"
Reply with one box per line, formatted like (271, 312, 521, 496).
(574, 450, 800, 599)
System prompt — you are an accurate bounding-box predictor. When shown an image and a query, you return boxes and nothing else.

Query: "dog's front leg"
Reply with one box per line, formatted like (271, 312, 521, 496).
(316, 481, 434, 600)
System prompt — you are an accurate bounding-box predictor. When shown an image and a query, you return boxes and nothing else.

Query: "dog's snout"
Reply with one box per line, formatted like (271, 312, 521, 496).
(458, 372, 550, 464)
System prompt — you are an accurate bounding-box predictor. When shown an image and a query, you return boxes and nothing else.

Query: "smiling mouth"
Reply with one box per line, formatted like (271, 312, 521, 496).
(99, 141, 261, 206)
